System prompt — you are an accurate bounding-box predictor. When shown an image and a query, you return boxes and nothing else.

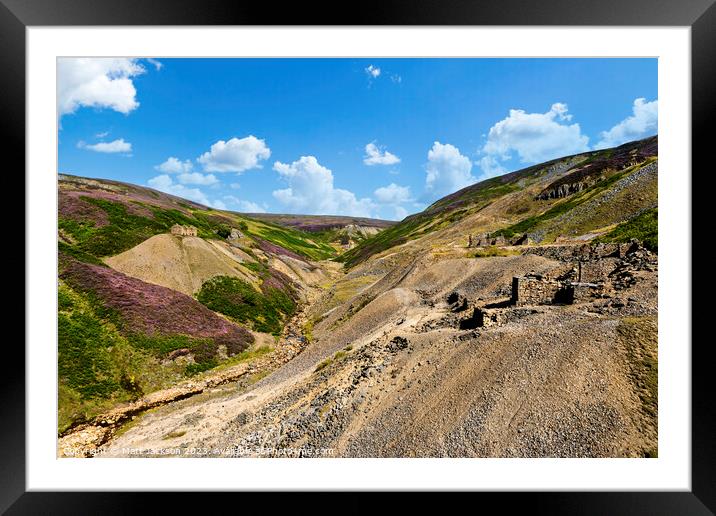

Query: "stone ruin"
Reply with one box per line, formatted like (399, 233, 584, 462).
(453, 239, 655, 330)
(510, 273, 606, 306)
(468, 232, 531, 248)
(170, 224, 198, 237)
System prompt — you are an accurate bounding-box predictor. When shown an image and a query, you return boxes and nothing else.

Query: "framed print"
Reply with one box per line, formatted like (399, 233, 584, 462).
(5, 0, 714, 512)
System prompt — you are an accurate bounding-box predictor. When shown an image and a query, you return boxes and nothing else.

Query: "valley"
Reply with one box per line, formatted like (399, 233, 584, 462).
(57, 136, 658, 458)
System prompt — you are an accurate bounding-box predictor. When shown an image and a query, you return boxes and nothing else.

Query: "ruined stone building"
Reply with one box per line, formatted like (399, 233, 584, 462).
(468, 232, 531, 248)
(456, 240, 655, 330)
(510, 274, 605, 306)
(170, 224, 198, 237)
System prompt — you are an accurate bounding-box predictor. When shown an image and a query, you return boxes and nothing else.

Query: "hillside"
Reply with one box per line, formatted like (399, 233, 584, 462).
(341, 136, 657, 267)
(244, 213, 394, 232)
(57, 174, 352, 432)
(59, 136, 659, 458)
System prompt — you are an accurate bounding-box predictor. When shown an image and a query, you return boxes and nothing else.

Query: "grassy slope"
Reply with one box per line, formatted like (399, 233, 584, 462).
(341, 136, 657, 267)
(491, 157, 657, 240)
(59, 174, 337, 262)
(595, 207, 658, 251)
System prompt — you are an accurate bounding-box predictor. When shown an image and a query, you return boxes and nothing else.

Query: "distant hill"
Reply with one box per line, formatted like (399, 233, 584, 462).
(245, 213, 395, 233)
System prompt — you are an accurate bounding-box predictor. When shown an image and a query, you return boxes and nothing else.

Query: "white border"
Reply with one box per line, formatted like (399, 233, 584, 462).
(27, 27, 691, 491)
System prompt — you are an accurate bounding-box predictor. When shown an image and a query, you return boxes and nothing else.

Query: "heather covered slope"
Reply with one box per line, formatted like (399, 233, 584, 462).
(58, 255, 255, 433)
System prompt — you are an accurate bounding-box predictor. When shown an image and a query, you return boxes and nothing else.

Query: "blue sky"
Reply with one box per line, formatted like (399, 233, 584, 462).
(58, 58, 658, 220)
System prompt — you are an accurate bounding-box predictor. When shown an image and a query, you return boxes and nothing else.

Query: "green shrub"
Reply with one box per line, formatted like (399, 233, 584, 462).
(216, 226, 231, 239)
(314, 358, 332, 372)
(185, 359, 219, 376)
(196, 276, 296, 335)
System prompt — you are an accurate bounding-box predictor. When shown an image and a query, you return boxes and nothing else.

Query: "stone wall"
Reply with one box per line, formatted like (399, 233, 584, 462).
(569, 282, 607, 303)
(511, 274, 565, 306)
(170, 224, 198, 237)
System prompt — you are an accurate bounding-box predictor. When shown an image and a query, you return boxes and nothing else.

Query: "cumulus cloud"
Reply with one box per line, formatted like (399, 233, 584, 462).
(374, 183, 412, 221)
(155, 156, 193, 174)
(374, 183, 412, 204)
(77, 138, 132, 154)
(425, 142, 476, 197)
(272, 156, 374, 217)
(147, 174, 223, 209)
(595, 98, 658, 149)
(393, 206, 408, 220)
(476, 155, 507, 180)
(177, 172, 219, 186)
(197, 136, 271, 173)
(222, 195, 266, 213)
(58, 58, 146, 118)
(480, 103, 590, 170)
(364, 142, 401, 166)
(365, 65, 381, 78)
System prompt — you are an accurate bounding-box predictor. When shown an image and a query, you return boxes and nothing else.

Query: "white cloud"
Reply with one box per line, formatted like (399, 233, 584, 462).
(272, 156, 375, 217)
(197, 136, 271, 173)
(595, 98, 658, 149)
(230, 183, 241, 190)
(365, 65, 381, 78)
(480, 103, 590, 169)
(77, 138, 132, 154)
(147, 174, 224, 209)
(177, 172, 219, 186)
(58, 58, 146, 118)
(476, 155, 507, 180)
(425, 142, 476, 197)
(146, 58, 163, 71)
(374, 183, 412, 204)
(393, 206, 408, 220)
(222, 195, 266, 213)
(391, 74, 402, 84)
(374, 183, 412, 221)
(364, 142, 401, 166)
(155, 156, 193, 174)
(95, 131, 109, 138)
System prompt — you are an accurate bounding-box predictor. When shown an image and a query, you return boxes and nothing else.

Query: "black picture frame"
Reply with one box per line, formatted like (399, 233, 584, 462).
(4, 0, 712, 512)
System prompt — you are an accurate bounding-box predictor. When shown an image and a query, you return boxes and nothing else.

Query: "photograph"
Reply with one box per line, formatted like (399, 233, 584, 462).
(55, 57, 660, 459)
